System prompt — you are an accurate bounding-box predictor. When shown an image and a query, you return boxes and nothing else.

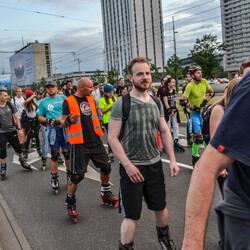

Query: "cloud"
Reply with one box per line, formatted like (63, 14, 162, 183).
(15, 0, 99, 10)
(163, 0, 221, 59)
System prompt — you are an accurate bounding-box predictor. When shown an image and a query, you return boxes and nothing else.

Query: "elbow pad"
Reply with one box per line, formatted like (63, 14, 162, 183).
(209, 91, 215, 98)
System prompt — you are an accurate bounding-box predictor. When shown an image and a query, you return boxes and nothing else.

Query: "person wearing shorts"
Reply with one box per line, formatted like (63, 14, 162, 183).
(37, 81, 71, 190)
(180, 65, 214, 167)
(0, 88, 32, 177)
(62, 77, 118, 219)
(108, 57, 180, 250)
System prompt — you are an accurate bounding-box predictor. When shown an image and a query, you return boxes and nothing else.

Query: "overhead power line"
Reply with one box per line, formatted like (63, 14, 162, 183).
(0, 5, 102, 24)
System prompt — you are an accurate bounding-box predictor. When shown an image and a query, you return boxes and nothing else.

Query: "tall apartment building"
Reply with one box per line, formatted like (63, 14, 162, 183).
(101, 0, 165, 76)
(221, 0, 250, 72)
(9, 41, 52, 86)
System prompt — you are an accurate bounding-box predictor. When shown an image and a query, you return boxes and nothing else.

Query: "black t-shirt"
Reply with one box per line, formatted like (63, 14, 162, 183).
(210, 71, 250, 207)
(63, 95, 100, 145)
(162, 89, 176, 109)
(64, 88, 76, 97)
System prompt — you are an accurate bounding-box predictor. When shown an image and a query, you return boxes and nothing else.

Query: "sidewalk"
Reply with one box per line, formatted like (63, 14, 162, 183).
(0, 191, 31, 250)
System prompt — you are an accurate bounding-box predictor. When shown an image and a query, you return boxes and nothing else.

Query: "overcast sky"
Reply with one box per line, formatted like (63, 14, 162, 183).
(0, 0, 222, 74)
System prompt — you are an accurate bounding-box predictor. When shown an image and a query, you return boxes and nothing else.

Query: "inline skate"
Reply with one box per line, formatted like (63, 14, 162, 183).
(41, 157, 47, 171)
(1, 163, 7, 180)
(192, 155, 200, 168)
(156, 225, 176, 250)
(101, 186, 118, 208)
(19, 158, 32, 171)
(51, 173, 59, 194)
(108, 152, 114, 162)
(174, 139, 185, 152)
(66, 194, 78, 223)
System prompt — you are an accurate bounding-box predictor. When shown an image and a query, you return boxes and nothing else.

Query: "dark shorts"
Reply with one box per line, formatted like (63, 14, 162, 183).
(50, 128, 71, 151)
(70, 140, 111, 177)
(119, 160, 166, 220)
(0, 131, 22, 159)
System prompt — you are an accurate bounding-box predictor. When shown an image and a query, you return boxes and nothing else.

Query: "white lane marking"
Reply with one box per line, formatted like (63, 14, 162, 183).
(161, 158, 193, 170)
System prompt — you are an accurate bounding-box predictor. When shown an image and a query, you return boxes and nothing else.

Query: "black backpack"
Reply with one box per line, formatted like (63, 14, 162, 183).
(201, 104, 212, 144)
(6, 102, 17, 127)
(119, 93, 161, 140)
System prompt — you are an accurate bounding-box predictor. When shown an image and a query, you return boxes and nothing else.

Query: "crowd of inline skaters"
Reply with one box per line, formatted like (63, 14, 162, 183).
(0, 58, 250, 250)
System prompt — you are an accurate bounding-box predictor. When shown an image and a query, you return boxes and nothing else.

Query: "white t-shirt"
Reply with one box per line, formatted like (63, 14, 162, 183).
(25, 105, 37, 118)
(91, 89, 101, 106)
(11, 96, 25, 119)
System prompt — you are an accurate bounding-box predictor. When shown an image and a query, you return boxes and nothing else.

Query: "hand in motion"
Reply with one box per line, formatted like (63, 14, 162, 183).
(219, 169, 228, 178)
(169, 162, 180, 177)
(125, 164, 144, 183)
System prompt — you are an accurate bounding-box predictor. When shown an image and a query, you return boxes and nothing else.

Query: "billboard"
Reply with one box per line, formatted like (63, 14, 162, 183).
(9, 45, 36, 86)
(0, 74, 11, 89)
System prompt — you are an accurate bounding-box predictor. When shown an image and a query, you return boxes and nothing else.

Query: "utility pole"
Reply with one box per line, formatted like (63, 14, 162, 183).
(172, 16, 179, 93)
(76, 58, 81, 77)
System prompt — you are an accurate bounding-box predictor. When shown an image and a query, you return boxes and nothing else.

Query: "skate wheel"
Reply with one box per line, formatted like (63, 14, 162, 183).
(73, 217, 77, 224)
(102, 201, 105, 205)
(114, 202, 119, 208)
(42, 166, 46, 171)
(55, 190, 59, 195)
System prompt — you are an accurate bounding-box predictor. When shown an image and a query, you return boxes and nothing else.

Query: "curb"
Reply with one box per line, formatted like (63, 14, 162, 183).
(0, 191, 31, 250)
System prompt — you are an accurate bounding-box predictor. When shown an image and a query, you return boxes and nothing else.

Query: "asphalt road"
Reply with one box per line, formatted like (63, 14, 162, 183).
(0, 126, 222, 250)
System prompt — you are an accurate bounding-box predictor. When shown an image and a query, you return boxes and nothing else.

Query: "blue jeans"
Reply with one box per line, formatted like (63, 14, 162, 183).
(167, 112, 178, 140)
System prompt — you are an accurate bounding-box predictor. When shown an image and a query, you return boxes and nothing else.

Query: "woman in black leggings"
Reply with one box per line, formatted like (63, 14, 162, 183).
(23, 90, 41, 160)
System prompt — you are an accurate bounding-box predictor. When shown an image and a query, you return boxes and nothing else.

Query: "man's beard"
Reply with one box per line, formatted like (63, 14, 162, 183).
(49, 92, 56, 97)
(133, 80, 150, 91)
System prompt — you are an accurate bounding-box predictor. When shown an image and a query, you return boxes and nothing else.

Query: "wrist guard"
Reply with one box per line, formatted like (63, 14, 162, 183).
(200, 99, 208, 108)
(48, 119, 54, 125)
(167, 108, 172, 115)
(179, 99, 187, 107)
(66, 114, 72, 124)
(209, 91, 215, 98)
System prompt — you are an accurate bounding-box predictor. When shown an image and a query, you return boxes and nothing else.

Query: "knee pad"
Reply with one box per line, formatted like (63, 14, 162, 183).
(62, 150, 70, 160)
(193, 134, 203, 145)
(65, 194, 76, 205)
(51, 151, 60, 162)
(70, 173, 84, 184)
(100, 162, 111, 176)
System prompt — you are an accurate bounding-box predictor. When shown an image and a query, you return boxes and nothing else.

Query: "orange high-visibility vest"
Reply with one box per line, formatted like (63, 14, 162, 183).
(65, 95, 103, 144)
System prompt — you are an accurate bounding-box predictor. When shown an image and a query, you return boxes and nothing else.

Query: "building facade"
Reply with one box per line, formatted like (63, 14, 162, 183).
(101, 0, 165, 76)
(9, 41, 52, 86)
(221, 0, 250, 72)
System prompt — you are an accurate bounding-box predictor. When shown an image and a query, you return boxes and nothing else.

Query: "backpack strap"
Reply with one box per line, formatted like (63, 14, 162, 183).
(7, 101, 15, 114)
(150, 95, 161, 111)
(119, 93, 131, 141)
(6, 102, 17, 126)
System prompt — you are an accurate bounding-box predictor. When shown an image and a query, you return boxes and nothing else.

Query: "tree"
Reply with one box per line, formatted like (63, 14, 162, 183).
(91, 69, 105, 84)
(107, 67, 118, 85)
(164, 55, 183, 79)
(189, 34, 227, 78)
(145, 58, 162, 81)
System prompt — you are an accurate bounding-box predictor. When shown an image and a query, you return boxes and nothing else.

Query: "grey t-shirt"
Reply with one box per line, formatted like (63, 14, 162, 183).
(110, 95, 164, 165)
(0, 102, 17, 133)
